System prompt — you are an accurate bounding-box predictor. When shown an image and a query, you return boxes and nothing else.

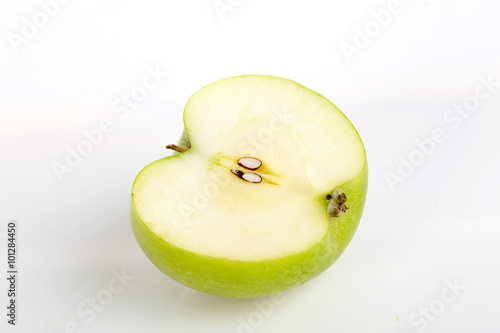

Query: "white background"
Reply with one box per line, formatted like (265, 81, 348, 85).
(1, 0, 499, 332)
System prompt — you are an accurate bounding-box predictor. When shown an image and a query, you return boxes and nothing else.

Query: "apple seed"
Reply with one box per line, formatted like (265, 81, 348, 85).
(237, 157, 262, 171)
(231, 168, 263, 183)
(241, 172, 262, 183)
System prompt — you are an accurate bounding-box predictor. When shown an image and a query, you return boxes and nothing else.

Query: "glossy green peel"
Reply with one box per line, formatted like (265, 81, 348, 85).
(130, 75, 368, 298)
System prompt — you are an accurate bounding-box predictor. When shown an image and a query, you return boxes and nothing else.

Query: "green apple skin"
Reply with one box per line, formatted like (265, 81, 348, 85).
(131, 152, 367, 298)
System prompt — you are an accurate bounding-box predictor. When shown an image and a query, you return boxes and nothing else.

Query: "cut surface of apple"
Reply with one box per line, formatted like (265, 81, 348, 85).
(131, 75, 367, 298)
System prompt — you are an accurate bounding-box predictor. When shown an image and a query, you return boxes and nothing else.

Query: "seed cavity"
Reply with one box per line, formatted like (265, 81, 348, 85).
(237, 157, 262, 171)
(231, 157, 264, 183)
(242, 172, 262, 183)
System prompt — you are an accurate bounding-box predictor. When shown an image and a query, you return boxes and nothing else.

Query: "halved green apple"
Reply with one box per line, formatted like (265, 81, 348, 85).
(131, 75, 367, 298)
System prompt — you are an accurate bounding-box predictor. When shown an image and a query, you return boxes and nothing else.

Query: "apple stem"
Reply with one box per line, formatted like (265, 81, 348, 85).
(166, 144, 189, 153)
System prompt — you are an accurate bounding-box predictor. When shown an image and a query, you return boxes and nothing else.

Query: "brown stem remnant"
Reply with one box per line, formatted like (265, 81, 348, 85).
(327, 188, 349, 218)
